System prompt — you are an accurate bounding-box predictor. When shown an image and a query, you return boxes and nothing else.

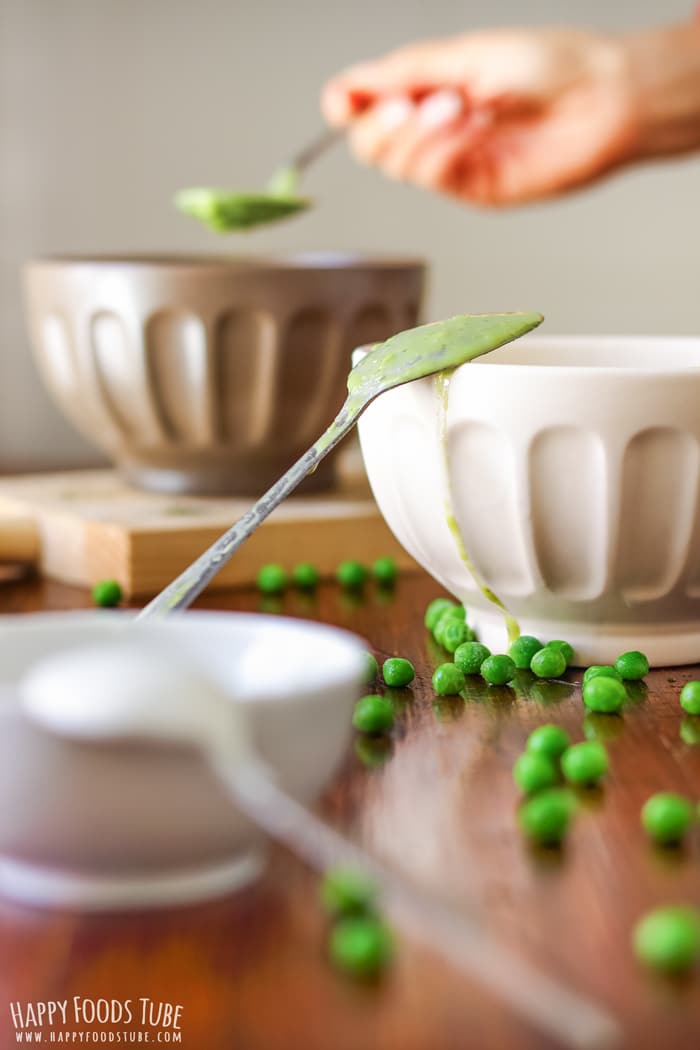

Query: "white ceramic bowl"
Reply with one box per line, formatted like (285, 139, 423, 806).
(358, 335, 700, 666)
(0, 611, 364, 909)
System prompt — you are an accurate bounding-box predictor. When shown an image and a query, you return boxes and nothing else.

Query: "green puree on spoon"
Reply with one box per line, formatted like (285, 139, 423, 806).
(139, 311, 543, 618)
(174, 127, 341, 231)
(174, 182, 309, 232)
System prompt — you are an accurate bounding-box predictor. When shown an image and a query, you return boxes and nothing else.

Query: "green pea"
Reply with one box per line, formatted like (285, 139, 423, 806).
(530, 647, 567, 679)
(641, 793, 694, 845)
(433, 606, 466, 634)
(436, 618, 470, 653)
(329, 916, 394, 978)
(372, 556, 398, 586)
(633, 906, 700, 973)
(614, 650, 649, 681)
(432, 606, 467, 640)
(256, 563, 287, 594)
(352, 695, 394, 735)
(424, 598, 457, 632)
(546, 640, 575, 666)
(680, 681, 700, 716)
(481, 654, 516, 686)
(91, 579, 123, 608)
(320, 867, 379, 917)
(382, 657, 415, 687)
(582, 665, 622, 686)
(337, 560, 368, 589)
(583, 676, 625, 714)
(512, 753, 558, 795)
(363, 652, 379, 684)
(292, 562, 320, 590)
(432, 663, 466, 696)
(508, 635, 543, 670)
(518, 788, 576, 846)
(561, 741, 608, 786)
(454, 641, 491, 675)
(526, 724, 571, 762)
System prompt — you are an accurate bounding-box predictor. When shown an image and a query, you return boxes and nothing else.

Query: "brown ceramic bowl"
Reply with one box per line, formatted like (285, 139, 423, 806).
(23, 254, 425, 495)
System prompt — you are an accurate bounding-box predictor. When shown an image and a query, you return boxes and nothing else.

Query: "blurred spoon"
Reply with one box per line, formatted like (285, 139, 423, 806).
(175, 126, 342, 232)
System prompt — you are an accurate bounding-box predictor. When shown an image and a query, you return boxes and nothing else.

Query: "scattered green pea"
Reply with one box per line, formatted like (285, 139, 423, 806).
(633, 905, 700, 974)
(329, 916, 394, 978)
(292, 561, 319, 590)
(513, 752, 558, 795)
(433, 605, 466, 637)
(561, 741, 609, 786)
(363, 652, 379, 684)
(481, 654, 516, 686)
(436, 618, 470, 653)
(582, 665, 622, 686)
(641, 793, 694, 845)
(508, 635, 543, 670)
(256, 563, 287, 594)
(337, 560, 368, 590)
(530, 647, 567, 679)
(582, 676, 626, 714)
(372, 556, 398, 586)
(614, 650, 649, 681)
(91, 579, 123, 608)
(432, 663, 466, 696)
(518, 788, 576, 846)
(320, 867, 379, 917)
(546, 640, 575, 666)
(352, 695, 394, 735)
(454, 641, 491, 675)
(680, 681, 700, 716)
(424, 598, 456, 632)
(526, 724, 571, 762)
(433, 606, 466, 638)
(382, 657, 415, 688)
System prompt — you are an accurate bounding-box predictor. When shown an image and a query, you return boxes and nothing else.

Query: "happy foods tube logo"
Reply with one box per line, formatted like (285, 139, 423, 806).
(8, 998, 183, 1043)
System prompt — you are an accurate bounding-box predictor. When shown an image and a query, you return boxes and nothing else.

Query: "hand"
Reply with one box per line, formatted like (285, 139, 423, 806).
(322, 28, 641, 206)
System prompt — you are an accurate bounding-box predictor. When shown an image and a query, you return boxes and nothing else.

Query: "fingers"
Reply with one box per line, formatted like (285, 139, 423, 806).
(321, 39, 455, 126)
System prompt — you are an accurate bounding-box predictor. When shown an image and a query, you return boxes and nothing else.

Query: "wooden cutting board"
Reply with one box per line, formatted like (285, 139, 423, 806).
(0, 467, 415, 597)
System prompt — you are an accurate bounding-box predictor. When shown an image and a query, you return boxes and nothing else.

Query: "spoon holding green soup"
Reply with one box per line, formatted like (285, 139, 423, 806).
(138, 311, 543, 619)
(175, 125, 341, 232)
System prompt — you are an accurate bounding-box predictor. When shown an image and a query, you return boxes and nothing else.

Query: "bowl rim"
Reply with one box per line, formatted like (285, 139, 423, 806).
(0, 610, 366, 705)
(23, 252, 427, 272)
(467, 333, 700, 377)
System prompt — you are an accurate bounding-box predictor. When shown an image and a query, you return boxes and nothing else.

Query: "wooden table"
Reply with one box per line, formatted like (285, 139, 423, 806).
(0, 571, 698, 1050)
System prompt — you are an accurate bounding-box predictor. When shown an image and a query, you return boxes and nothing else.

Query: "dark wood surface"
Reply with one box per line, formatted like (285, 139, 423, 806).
(0, 571, 698, 1050)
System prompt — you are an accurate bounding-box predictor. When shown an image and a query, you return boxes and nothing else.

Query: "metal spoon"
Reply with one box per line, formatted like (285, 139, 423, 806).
(175, 126, 342, 233)
(138, 312, 543, 620)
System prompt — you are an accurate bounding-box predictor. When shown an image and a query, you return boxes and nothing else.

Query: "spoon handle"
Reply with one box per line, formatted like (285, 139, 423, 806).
(137, 403, 356, 620)
(289, 126, 344, 173)
(226, 759, 619, 1050)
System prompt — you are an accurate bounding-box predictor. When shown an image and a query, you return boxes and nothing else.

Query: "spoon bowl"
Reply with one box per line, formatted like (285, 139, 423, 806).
(174, 187, 311, 232)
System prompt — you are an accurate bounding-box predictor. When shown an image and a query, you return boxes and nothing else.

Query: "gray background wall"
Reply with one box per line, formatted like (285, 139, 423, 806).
(1, 0, 698, 468)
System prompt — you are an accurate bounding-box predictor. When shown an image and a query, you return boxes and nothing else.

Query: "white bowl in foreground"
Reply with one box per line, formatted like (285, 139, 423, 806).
(358, 335, 700, 666)
(0, 611, 364, 909)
